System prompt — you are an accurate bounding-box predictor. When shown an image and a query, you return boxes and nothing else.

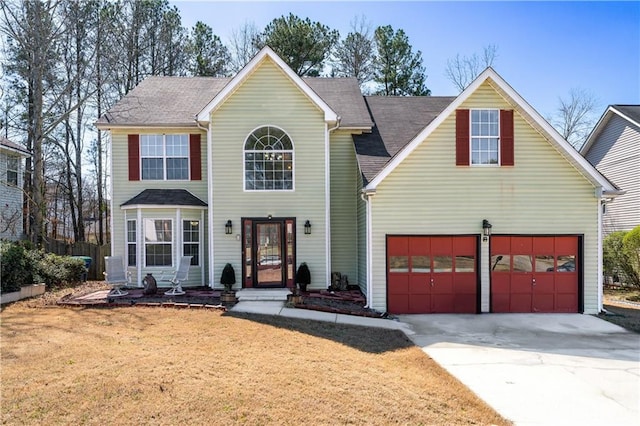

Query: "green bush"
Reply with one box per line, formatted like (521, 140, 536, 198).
(603, 226, 640, 287)
(0, 241, 86, 292)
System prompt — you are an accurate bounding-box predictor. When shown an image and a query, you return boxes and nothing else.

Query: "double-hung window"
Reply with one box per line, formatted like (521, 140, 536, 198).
(127, 220, 137, 266)
(144, 219, 172, 266)
(471, 109, 499, 165)
(141, 134, 189, 180)
(244, 126, 294, 190)
(6, 156, 18, 186)
(183, 220, 200, 266)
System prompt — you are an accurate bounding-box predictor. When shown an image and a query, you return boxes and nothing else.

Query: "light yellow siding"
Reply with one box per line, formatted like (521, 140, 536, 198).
(369, 82, 600, 313)
(210, 58, 328, 287)
(330, 130, 358, 284)
(109, 129, 208, 286)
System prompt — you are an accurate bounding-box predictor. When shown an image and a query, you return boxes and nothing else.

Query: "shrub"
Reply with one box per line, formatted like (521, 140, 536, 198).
(604, 227, 640, 287)
(0, 241, 85, 292)
(296, 262, 311, 292)
(220, 263, 236, 291)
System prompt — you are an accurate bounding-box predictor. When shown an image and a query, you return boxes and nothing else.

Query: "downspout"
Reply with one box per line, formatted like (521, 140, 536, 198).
(196, 119, 214, 288)
(597, 190, 604, 313)
(361, 189, 375, 308)
(325, 117, 341, 288)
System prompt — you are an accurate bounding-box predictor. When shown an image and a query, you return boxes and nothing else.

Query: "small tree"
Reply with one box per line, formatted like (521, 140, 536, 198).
(220, 263, 236, 291)
(295, 262, 311, 292)
(603, 227, 640, 287)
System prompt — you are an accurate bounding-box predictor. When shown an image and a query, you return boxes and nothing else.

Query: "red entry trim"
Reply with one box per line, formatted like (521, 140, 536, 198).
(128, 134, 140, 181)
(456, 109, 470, 166)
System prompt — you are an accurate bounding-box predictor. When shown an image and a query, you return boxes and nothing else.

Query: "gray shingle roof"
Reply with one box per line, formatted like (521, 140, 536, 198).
(98, 77, 230, 127)
(121, 189, 207, 207)
(0, 136, 30, 155)
(97, 76, 371, 128)
(613, 105, 640, 124)
(353, 96, 455, 185)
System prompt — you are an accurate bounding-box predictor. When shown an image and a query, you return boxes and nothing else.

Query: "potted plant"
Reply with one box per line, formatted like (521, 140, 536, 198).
(220, 263, 237, 303)
(296, 262, 311, 293)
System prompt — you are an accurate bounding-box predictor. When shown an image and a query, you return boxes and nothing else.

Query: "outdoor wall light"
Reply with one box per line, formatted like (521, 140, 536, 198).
(304, 220, 311, 235)
(482, 219, 492, 241)
(225, 220, 233, 235)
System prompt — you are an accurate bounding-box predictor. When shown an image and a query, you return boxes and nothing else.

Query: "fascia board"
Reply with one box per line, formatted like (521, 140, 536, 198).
(196, 46, 338, 124)
(95, 123, 199, 131)
(366, 67, 617, 194)
(121, 204, 207, 210)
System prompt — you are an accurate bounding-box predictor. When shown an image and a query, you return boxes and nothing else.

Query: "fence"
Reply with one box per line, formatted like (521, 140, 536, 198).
(45, 239, 111, 280)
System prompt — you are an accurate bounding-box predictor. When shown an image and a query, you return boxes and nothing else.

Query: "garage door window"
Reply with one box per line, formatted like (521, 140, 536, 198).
(455, 255, 475, 272)
(411, 256, 430, 273)
(433, 256, 452, 272)
(513, 255, 532, 272)
(491, 255, 510, 271)
(389, 256, 408, 272)
(535, 255, 554, 272)
(556, 255, 575, 272)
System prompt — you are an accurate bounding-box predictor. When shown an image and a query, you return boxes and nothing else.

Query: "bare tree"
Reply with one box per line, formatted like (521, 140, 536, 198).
(228, 21, 259, 72)
(445, 44, 498, 92)
(332, 15, 374, 86)
(549, 88, 599, 149)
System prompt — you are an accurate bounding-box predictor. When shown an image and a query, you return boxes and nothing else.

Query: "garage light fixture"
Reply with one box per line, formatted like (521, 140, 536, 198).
(482, 219, 492, 241)
(225, 220, 233, 235)
(304, 220, 311, 235)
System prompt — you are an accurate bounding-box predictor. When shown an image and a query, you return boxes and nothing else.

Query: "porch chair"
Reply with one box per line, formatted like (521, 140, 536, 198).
(103, 256, 131, 297)
(160, 256, 192, 296)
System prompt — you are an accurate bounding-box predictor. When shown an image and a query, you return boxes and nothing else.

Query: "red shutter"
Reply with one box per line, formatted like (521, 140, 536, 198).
(128, 134, 140, 181)
(189, 134, 202, 180)
(500, 110, 514, 166)
(456, 109, 470, 166)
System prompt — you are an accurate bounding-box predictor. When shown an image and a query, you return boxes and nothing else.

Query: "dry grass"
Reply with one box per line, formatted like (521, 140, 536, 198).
(1, 293, 509, 425)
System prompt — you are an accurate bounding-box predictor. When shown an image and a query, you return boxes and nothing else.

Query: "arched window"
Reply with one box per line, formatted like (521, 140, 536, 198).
(244, 126, 294, 190)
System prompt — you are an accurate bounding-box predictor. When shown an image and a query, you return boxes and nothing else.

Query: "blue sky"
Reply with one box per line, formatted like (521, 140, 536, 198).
(171, 1, 639, 118)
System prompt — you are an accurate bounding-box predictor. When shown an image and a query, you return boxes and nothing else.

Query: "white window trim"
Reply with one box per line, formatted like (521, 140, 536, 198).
(143, 218, 174, 268)
(243, 125, 295, 192)
(469, 108, 501, 167)
(182, 218, 201, 267)
(6, 155, 19, 186)
(140, 134, 190, 181)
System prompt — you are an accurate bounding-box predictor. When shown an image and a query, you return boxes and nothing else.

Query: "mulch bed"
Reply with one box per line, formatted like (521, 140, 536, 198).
(294, 289, 387, 318)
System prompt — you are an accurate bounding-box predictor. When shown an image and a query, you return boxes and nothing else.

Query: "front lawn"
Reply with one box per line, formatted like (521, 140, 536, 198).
(1, 302, 508, 425)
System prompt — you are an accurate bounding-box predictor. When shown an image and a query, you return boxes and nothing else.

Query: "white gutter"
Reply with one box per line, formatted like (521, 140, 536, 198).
(196, 119, 215, 288)
(361, 189, 376, 308)
(597, 196, 604, 313)
(325, 117, 341, 288)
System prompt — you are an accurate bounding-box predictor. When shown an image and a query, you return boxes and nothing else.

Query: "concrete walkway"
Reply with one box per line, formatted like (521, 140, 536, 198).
(231, 302, 640, 425)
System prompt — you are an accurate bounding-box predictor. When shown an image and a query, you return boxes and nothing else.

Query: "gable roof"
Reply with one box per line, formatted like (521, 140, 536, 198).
(361, 67, 620, 197)
(121, 189, 207, 209)
(95, 50, 371, 129)
(353, 96, 455, 185)
(580, 105, 640, 155)
(196, 46, 339, 125)
(0, 136, 30, 156)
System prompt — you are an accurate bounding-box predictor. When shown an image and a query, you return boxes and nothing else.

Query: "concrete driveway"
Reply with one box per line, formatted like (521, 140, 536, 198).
(398, 314, 640, 426)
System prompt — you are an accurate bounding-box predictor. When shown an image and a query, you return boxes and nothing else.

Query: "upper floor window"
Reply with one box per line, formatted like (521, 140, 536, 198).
(244, 126, 293, 191)
(141, 134, 189, 180)
(6, 156, 18, 186)
(471, 109, 499, 165)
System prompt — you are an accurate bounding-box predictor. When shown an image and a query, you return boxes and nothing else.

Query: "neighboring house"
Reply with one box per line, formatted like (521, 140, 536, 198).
(581, 105, 640, 234)
(97, 47, 620, 315)
(0, 137, 29, 241)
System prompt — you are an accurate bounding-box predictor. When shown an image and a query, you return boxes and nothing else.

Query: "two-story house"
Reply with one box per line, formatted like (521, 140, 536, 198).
(1, 136, 29, 241)
(97, 47, 619, 314)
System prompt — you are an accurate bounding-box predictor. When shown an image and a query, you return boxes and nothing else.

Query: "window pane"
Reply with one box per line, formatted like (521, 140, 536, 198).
(127, 244, 136, 266)
(183, 244, 199, 265)
(244, 126, 293, 190)
(513, 255, 532, 272)
(142, 158, 164, 180)
(411, 256, 430, 273)
(145, 219, 171, 242)
(145, 244, 172, 266)
(389, 256, 409, 273)
(491, 255, 510, 271)
(433, 256, 452, 273)
(166, 158, 188, 180)
(557, 255, 576, 272)
(127, 220, 136, 242)
(455, 255, 475, 272)
(536, 255, 554, 272)
(183, 220, 199, 242)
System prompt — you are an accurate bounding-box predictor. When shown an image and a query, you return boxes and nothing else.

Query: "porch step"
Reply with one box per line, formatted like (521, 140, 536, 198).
(236, 288, 291, 302)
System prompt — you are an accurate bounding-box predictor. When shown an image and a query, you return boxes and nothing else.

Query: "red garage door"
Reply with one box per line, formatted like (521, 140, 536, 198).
(387, 236, 478, 314)
(491, 236, 580, 313)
